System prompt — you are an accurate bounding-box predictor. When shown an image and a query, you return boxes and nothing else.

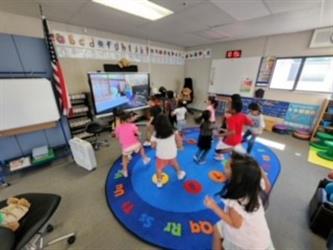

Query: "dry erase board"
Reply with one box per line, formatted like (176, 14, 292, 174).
(209, 57, 261, 97)
(0, 78, 60, 131)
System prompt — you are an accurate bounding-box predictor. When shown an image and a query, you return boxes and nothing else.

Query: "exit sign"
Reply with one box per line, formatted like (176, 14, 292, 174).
(226, 50, 242, 58)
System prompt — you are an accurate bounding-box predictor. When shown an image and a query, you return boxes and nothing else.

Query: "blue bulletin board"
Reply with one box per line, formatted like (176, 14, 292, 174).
(215, 94, 319, 129)
(216, 95, 290, 119)
(284, 103, 320, 129)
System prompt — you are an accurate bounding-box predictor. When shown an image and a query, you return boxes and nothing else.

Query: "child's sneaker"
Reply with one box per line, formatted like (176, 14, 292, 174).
(122, 169, 128, 178)
(156, 181, 163, 188)
(214, 154, 224, 161)
(143, 157, 151, 165)
(177, 170, 186, 180)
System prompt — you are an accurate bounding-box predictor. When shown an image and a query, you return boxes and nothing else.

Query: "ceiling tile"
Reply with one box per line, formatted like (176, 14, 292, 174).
(264, 0, 321, 14)
(150, 0, 205, 12)
(211, 0, 270, 21)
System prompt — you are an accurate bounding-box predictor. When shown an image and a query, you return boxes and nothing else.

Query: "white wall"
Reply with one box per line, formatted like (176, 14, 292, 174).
(185, 30, 333, 110)
(0, 10, 185, 94)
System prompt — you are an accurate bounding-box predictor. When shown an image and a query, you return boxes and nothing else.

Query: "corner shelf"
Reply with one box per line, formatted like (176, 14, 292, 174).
(68, 93, 93, 139)
(311, 99, 333, 141)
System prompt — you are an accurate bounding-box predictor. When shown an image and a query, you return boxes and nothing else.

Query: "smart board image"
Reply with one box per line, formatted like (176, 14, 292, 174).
(88, 72, 150, 115)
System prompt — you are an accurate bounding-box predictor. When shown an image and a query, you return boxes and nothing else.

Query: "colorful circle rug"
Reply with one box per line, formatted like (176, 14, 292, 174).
(105, 128, 281, 250)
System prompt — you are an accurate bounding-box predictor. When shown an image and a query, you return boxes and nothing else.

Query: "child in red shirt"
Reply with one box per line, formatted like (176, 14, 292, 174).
(215, 100, 253, 160)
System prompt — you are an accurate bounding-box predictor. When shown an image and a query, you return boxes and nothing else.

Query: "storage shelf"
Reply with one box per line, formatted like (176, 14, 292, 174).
(74, 132, 94, 139)
(69, 93, 93, 139)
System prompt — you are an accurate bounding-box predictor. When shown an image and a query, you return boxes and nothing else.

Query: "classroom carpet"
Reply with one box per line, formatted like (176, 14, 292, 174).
(308, 146, 333, 170)
(105, 128, 281, 250)
(1, 127, 329, 250)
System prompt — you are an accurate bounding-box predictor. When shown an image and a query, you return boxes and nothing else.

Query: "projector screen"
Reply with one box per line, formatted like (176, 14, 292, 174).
(88, 72, 150, 115)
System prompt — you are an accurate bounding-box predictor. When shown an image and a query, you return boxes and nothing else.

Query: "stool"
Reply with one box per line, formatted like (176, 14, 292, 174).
(311, 132, 333, 150)
(293, 129, 311, 140)
(318, 141, 333, 161)
(272, 124, 289, 134)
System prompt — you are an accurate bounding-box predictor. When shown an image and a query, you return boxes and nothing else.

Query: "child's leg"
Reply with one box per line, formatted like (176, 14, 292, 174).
(170, 158, 186, 180)
(122, 155, 130, 177)
(213, 225, 223, 250)
(199, 149, 209, 162)
(195, 148, 203, 159)
(242, 129, 252, 143)
(139, 145, 151, 164)
(247, 134, 257, 154)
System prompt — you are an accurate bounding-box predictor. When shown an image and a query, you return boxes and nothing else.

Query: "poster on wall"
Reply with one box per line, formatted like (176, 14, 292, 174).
(284, 103, 320, 129)
(52, 30, 185, 65)
(240, 77, 253, 93)
(256, 56, 276, 86)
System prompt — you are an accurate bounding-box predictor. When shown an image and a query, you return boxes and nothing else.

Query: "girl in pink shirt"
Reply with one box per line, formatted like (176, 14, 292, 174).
(206, 97, 218, 123)
(115, 112, 150, 177)
(205, 152, 274, 250)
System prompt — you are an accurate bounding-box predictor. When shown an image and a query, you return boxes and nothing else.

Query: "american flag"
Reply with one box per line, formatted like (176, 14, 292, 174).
(42, 15, 71, 116)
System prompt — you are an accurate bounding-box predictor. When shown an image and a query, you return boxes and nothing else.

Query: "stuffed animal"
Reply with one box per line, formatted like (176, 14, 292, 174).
(179, 87, 192, 102)
(117, 58, 131, 68)
(0, 197, 31, 231)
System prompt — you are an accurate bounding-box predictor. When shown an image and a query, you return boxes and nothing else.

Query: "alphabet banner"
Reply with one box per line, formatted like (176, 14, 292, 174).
(52, 30, 185, 65)
(185, 49, 212, 60)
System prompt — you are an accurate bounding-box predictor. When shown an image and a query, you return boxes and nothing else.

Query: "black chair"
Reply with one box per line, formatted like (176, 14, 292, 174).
(85, 120, 109, 150)
(0, 193, 75, 250)
(308, 179, 333, 239)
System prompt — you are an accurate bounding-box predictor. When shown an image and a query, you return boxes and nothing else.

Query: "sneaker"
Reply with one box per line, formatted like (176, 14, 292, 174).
(143, 157, 151, 165)
(214, 154, 224, 161)
(156, 181, 163, 188)
(0, 182, 10, 188)
(122, 169, 128, 178)
(177, 170, 186, 180)
(193, 155, 198, 162)
(143, 141, 151, 147)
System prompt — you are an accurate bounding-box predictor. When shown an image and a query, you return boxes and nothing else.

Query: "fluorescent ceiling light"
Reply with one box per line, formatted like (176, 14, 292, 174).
(92, 0, 173, 21)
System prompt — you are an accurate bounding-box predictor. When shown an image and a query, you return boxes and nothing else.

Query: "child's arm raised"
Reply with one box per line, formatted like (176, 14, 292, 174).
(204, 196, 243, 229)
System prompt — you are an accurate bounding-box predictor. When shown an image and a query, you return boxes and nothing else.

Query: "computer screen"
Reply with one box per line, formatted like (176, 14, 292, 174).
(88, 72, 150, 115)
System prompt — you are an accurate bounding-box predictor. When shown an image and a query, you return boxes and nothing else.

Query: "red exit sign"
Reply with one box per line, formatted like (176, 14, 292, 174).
(226, 50, 242, 58)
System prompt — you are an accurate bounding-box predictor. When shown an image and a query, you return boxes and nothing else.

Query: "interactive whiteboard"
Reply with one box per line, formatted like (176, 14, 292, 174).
(209, 57, 261, 97)
(0, 78, 60, 131)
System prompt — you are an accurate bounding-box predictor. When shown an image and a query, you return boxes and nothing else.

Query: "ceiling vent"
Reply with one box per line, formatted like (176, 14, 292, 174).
(309, 26, 333, 48)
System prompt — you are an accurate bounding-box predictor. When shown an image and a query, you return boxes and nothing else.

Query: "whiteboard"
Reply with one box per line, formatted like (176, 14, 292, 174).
(209, 57, 261, 97)
(0, 78, 60, 131)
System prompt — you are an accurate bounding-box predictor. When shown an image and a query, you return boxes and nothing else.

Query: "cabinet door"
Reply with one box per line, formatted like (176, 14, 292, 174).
(0, 34, 24, 74)
(13, 35, 52, 78)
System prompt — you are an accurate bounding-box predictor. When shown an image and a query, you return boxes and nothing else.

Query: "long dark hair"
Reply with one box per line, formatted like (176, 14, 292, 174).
(219, 152, 262, 212)
(154, 114, 174, 139)
(195, 110, 211, 124)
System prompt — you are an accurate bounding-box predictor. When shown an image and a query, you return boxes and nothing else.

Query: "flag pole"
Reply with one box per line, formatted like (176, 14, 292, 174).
(39, 4, 71, 151)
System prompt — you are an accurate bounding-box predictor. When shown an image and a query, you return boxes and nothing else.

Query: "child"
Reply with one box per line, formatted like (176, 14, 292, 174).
(204, 152, 273, 250)
(151, 114, 186, 188)
(172, 101, 187, 134)
(206, 96, 218, 123)
(215, 101, 253, 160)
(166, 90, 177, 128)
(221, 94, 242, 130)
(193, 110, 214, 164)
(243, 102, 265, 154)
(143, 95, 162, 146)
(115, 112, 151, 178)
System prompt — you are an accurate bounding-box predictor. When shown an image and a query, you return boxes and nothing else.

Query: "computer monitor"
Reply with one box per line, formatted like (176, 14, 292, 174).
(88, 72, 150, 116)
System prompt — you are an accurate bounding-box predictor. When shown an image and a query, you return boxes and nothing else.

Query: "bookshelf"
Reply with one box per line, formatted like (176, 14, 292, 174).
(68, 93, 94, 140)
(311, 99, 333, 141)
